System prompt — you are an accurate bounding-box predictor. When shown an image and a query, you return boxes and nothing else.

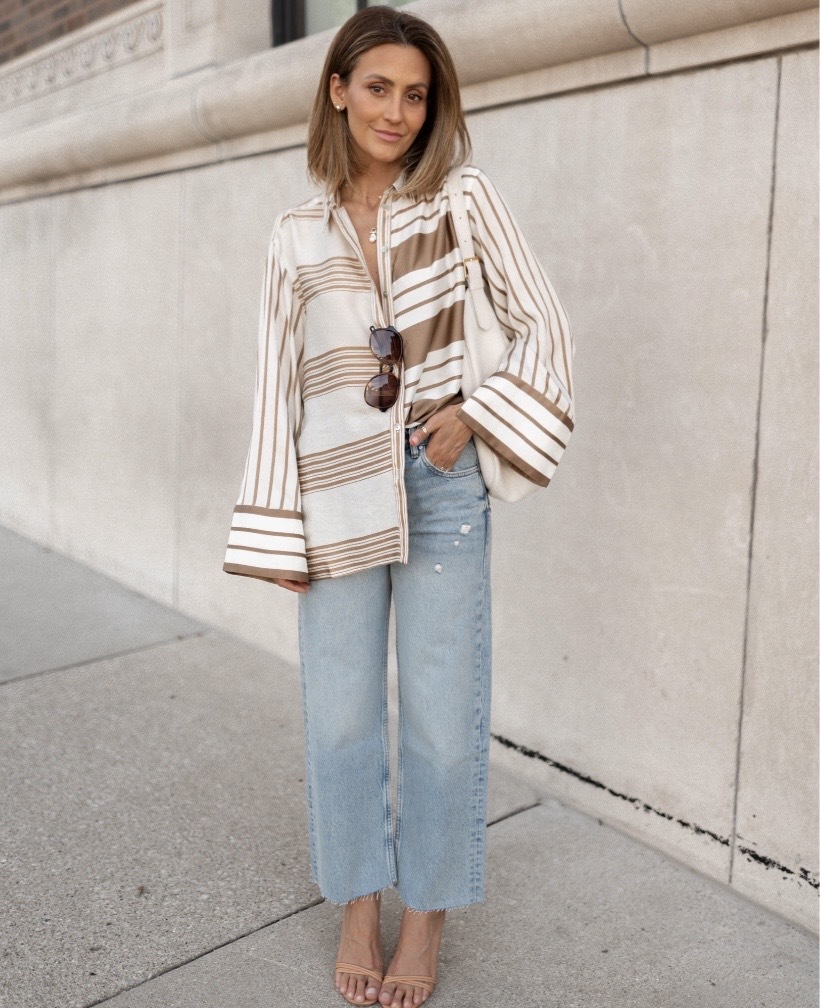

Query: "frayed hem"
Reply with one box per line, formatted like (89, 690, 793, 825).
(402, 897, 485, 913)
(324, 885, 391, 908)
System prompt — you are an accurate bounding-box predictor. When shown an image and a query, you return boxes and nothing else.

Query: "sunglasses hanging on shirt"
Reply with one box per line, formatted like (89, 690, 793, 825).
(364, 325, 403, 412)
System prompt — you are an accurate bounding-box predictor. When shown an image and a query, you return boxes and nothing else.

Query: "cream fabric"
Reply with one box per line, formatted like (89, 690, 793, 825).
(223, 165, 575, 583)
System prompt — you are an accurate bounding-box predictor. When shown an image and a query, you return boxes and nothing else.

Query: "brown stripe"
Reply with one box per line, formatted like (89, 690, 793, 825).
(302, 346, 374, 401)
(231, 527, 305, 539)
(233, 505, 303, 519)
(479, 383, 568, 451)
(249, 248, 275, 504)
(407, 366, 464, 398)
(391, 204, 447, 244)
(407, 394, 464, 427)
(392, 215, 455, 280)
(286, 204, 323, 220)
(296, 255, 361, 277)
(224, 562, 309, 583)
(494, 371, 574, 431)
(298, 430, 388, 464)
(227, 545, 307, 558)
(306, 527, 400, 563)
(302, 461, 393, 496)
(303, 368, 373, 402)
(471, 174, 574, 394)
(400, 300, 466, 367)
(299, 431, 392, 496)
(469, 397, 560, 468)
(302, 442, 386, 480)
(458, 413, 550, 488)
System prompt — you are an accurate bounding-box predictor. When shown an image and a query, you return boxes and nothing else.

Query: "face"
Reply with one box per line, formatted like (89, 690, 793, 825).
(330, 43, 431, 173)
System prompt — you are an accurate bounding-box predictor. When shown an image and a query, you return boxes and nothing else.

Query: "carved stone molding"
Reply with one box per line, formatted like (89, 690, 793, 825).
(0, 2, 164, 111)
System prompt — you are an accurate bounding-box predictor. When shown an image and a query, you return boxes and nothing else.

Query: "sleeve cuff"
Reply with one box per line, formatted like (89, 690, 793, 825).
(223, 506, 309, 583)
(457, 371, 573, 487)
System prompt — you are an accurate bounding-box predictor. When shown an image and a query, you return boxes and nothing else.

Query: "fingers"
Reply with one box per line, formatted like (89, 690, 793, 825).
(273, 577, 310, 594)
(409, 402, 461, 447)
(409, 420, 434, 446)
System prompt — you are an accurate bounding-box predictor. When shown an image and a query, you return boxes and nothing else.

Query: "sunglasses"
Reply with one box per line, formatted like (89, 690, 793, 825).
(365, 325, 403, 411)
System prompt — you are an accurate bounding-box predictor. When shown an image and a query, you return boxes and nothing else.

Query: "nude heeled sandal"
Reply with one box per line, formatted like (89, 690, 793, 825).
(335, 961, 384, 1006)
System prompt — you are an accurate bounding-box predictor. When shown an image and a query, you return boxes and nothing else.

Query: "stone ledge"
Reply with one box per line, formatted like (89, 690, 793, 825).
(0, 0, 817, 203)
(0, 0, 164, 113)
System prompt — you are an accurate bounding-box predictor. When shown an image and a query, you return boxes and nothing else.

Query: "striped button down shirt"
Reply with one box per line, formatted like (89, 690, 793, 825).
(223, 165, 575, 583)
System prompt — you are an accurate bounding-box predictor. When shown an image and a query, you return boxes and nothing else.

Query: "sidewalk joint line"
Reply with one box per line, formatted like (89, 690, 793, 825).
(84, 897, 324, 1007)
(488, 800, 541, 828)
(491, 732, 818, 889)
(0, 630, 209, 687)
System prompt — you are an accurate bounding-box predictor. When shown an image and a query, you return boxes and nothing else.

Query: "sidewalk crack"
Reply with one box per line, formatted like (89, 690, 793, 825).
(83, 898, 324, 1007)
(0, 630, 208, 687)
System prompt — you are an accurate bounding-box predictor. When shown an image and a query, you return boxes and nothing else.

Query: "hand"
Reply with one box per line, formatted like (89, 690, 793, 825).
(273, 578, 310, 594)
(409, 403, 472, 471)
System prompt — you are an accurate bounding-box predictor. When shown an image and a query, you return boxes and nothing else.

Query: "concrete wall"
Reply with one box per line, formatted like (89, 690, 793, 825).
(0, 0, 817, 932)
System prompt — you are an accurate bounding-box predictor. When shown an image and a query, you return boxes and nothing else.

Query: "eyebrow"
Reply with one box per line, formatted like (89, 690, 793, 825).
(362, 73, 429, 90)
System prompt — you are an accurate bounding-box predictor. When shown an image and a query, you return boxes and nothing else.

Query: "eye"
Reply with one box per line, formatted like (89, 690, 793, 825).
(369, 84, 385, 95)
(407, 92, 425, 103)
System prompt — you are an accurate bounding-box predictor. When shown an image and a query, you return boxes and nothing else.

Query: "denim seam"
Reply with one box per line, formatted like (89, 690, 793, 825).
(469, 492, 492, 903)
(418, 442, 480, 478)
(380, 576, 398, 887)
(297, 598, 320, 884)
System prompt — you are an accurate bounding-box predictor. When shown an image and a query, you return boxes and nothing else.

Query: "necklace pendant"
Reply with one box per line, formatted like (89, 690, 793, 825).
(369, 228, 377, 243)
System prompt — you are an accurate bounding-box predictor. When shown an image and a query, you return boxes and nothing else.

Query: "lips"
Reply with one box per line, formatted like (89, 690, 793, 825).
(373, 129, 404, 142)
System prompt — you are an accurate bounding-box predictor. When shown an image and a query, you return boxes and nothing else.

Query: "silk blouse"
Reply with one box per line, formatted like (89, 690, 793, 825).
(223, 165, 575, 583)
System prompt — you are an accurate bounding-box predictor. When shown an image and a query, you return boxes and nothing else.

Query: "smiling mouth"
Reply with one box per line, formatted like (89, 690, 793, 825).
(374, 129, 404, 141)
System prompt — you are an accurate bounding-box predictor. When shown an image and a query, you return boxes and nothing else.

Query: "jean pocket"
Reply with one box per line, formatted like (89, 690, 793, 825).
(419, 438, 480, 477)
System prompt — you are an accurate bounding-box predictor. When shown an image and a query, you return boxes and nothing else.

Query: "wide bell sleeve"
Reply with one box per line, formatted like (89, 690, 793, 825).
(223, 218, 308, 583)
(456, 168, 575, 488)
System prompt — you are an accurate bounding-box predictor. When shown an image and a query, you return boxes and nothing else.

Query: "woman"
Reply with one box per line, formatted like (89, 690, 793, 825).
(224, 7, 575, 1006)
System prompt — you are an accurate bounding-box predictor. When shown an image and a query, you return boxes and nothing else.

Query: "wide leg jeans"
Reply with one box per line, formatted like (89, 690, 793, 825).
(297, 433, 492, 911)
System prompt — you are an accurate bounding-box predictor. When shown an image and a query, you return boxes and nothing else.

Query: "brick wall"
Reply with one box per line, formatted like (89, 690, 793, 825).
(0, 0, 142, 66)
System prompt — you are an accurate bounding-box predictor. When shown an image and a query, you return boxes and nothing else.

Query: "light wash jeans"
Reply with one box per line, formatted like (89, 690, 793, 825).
(297, 432, 492, 911)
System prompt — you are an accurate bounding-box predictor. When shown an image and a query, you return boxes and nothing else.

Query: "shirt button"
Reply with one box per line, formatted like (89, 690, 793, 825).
(394, 424, 401, 431)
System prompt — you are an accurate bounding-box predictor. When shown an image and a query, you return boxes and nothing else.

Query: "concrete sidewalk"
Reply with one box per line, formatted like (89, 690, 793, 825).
(0, 525, 816, 1008)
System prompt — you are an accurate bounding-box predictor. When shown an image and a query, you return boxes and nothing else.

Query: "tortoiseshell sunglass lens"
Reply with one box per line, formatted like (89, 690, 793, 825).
(365, 325, 403, 411)
(364, 372, 400, 412)
(369, 326, 403, 364)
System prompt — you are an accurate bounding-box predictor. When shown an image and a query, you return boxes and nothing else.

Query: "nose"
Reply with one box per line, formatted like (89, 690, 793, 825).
(383, 94, 403, 124)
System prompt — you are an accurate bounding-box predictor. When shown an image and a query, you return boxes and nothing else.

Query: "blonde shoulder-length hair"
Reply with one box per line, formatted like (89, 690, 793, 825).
(307, 6, 471, 200)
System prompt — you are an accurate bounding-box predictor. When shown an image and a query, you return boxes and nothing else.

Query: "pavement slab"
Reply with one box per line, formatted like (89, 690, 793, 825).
(0, 633, 316, 1008)
(1, 526, 816, 1008)
(100, 802, 818, 1008)
(0, 526, 203, 684)
(0, 629, 539, 1008)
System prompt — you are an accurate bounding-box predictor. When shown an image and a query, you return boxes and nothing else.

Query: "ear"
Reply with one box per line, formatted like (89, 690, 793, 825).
(329, 74, 346, 110)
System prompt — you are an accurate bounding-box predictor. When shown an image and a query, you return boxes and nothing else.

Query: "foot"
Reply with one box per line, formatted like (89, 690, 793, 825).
(379, 908, 445, 1007)
(335, 895, 384, 1006)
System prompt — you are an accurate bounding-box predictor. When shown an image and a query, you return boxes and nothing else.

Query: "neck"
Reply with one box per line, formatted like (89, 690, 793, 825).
(345, 166, 403, 205)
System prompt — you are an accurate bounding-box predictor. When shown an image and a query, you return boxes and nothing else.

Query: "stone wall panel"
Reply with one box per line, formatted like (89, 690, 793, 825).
(732, 48, 819, 932)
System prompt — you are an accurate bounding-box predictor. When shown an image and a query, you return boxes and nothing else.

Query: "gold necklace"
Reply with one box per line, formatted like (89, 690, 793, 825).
(343, 182, 391, 243)
(346, 200, 378, 244)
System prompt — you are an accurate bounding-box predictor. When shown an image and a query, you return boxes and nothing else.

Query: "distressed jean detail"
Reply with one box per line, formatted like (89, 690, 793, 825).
(297, 434, 492, 910)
